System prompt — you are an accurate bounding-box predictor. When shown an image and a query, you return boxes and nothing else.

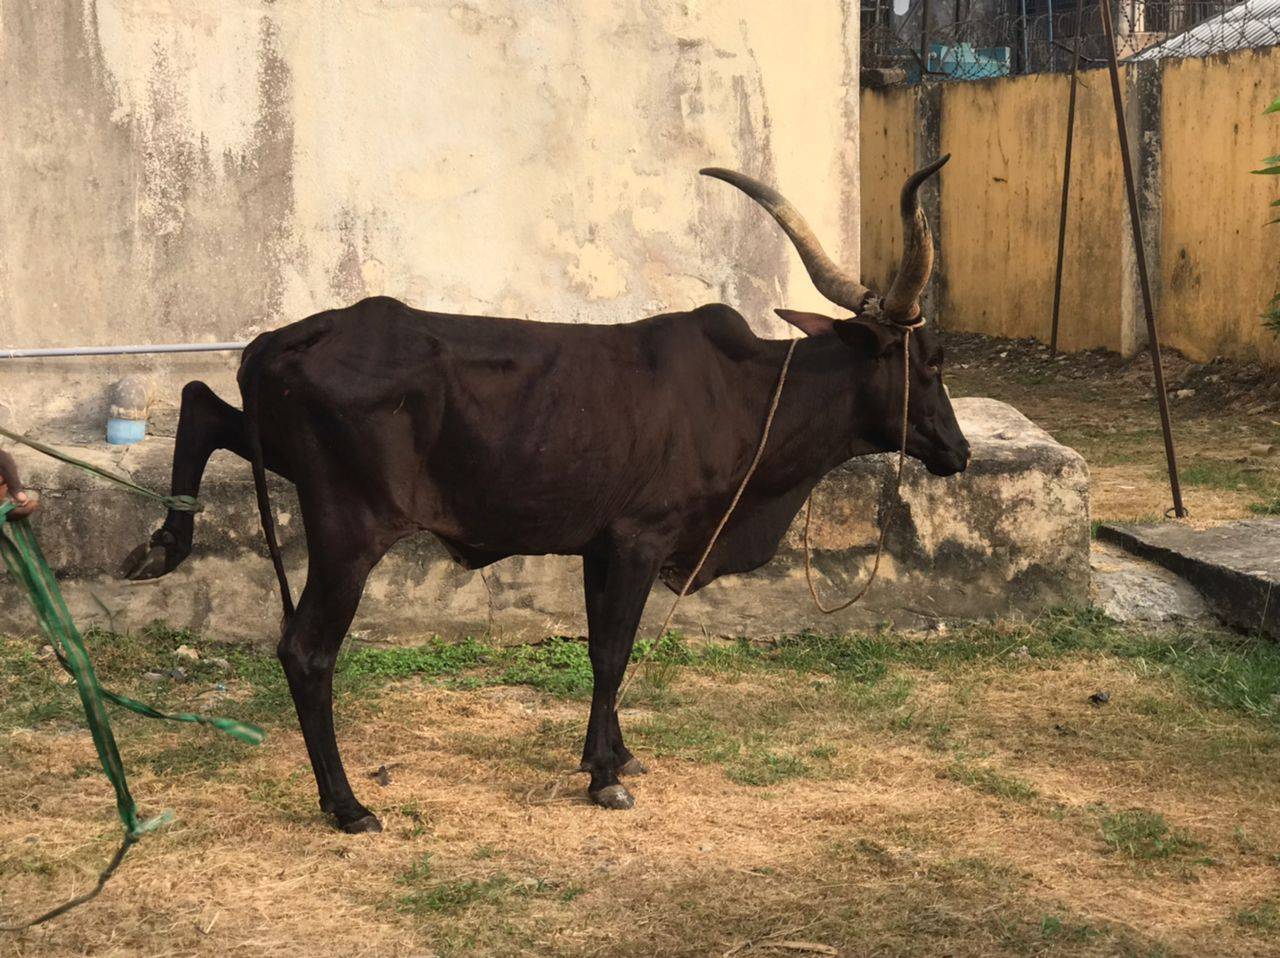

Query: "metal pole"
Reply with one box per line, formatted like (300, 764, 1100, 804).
(919, 0, 932, 75)
(1049, 0, 1086, 355)
(0, 342, 249, 360)
(1098, 0, 1187, 518)
(1047, 0, 1055, 68)
(1019, 0, 1030, 71)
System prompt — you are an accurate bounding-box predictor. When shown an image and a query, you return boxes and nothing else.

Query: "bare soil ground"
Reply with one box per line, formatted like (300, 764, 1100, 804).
(942, 333, 1280, 523)
(3, 336, 1280, 957)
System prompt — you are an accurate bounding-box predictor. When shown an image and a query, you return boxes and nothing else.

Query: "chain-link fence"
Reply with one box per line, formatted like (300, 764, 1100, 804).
(862, 0, 1280, 82)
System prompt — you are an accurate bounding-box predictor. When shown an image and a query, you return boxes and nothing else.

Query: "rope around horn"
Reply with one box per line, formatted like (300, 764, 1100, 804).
(614, 318, 922, 709)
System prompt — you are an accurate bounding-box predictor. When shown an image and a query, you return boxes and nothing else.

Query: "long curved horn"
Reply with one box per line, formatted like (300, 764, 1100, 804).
(700, 167, 873, 313)
(881, 154, 950, 325)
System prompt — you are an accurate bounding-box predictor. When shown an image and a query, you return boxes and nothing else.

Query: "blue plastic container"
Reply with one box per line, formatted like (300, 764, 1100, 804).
(106, 417, 147, 445)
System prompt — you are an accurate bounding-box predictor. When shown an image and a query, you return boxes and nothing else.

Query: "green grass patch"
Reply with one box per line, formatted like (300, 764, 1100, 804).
(630, 710, 828, 788)
(1235, 901, 1280, 933)
(1180, 460, 1280, 496)
(725, 749, 811, 786)
(143, 733, 252, 776)
(394, 853, 578, 917)
(1038, 914, 1098, 944)
(340, 638, 490, 681)
(1099, 809, 1202, 860)
(493, 636, 593, 698)
(945, 760, 1038, 802)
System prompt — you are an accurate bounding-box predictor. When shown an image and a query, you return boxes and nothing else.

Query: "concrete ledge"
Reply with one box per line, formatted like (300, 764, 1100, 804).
(0, 398, 1089, 645)
(1097, 519, 1280, 639)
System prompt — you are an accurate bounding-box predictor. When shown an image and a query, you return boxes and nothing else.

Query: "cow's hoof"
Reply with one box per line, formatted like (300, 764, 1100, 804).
(589, 784, 635, 810)
(340, 813, 383, 834)
(121, 533, 187, 581)
(618, 757, 648, 776)
(121, 542, 171, 580)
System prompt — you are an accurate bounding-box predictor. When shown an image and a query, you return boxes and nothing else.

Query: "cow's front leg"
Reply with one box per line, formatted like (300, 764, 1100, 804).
(580, 545, 660, 809)
(122, 381, 260, 579)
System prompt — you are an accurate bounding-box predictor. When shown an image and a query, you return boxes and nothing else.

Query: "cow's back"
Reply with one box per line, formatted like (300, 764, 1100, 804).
(244, 297, 778, 556)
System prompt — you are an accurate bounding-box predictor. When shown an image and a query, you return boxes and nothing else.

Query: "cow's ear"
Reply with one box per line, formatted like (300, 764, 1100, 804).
(774, 308, 838, 337)
(833, 317, 900, 356)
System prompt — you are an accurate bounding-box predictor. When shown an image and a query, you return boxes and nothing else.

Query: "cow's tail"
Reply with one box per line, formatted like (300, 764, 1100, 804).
(237, 319, 332, 625)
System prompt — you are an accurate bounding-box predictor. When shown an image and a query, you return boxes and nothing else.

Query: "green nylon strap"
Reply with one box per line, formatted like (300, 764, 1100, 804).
(0, 499, 263, 929)
(0, 424, 201, 514)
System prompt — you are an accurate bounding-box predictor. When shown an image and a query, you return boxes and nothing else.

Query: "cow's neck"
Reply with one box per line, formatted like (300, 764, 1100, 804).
(751, 334, 884, 490)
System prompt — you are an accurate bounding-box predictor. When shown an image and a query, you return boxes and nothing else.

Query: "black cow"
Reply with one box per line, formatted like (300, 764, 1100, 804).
(122, 158, 967, 832)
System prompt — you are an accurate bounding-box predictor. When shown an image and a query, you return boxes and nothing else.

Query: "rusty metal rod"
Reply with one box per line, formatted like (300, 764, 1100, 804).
(1098, 0, 1187, 518)
(1049, 0, 1087, 355)
(919, 0, 931, 76)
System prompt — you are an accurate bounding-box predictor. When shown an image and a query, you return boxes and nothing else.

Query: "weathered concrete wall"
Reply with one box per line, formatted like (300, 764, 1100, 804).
(1160, 47, 1280, 365)
(0, 399, 1090, 645)
(861, 47, 1280, 364)
(858, 84, 917, 296)
(861, 72, 1133, 354)
(936, 74, 1132, 354)
(0, 1, 860, 433)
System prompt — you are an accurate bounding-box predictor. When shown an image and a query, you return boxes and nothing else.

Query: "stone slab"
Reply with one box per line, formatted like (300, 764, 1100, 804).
(0, 398, 1090, 646)
(1090, 541, 1212, 627)
(1097, 519, 1280, 638)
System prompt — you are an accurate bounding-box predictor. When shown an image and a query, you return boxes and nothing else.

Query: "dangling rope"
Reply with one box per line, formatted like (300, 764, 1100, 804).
(613, 338, 798, 708)
(615, 319, 921, 706)
(0, 424, 200, 514)
(804, 320, 921, 613)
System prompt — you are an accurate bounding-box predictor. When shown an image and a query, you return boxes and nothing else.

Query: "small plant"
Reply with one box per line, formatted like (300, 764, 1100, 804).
(1252, 96, 1280, 336)
(1235, 901, 1280, 932)
(945, 759, 1039, 802)
(1099, 809, 1201, 860)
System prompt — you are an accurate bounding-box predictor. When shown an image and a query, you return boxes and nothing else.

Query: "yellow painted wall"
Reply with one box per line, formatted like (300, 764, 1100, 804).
(1160, 47, 1280, 364)
(859, 86, 918, 294)
(862, 48, 1280, 365)
(936, 73, 1128, 352)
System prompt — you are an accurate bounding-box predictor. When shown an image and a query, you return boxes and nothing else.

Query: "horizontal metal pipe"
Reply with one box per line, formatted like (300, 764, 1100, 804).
(0, 342, 250, 360)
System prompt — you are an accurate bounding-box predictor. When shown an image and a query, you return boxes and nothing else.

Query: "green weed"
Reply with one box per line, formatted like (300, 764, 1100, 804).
(1235, 901, 1280, 932)
(1099, 809, 1202, 860)
(945, 760, 1038, 802)
(394, 853, 570, 916)
(494, 636, 593, 697)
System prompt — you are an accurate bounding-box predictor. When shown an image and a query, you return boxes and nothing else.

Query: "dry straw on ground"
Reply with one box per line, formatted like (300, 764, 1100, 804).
(3, 645, 1278, 957)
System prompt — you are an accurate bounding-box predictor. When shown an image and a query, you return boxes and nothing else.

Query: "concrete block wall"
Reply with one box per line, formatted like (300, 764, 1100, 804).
(0, 399, 1090, 646)
(861, 47, 1280, 365)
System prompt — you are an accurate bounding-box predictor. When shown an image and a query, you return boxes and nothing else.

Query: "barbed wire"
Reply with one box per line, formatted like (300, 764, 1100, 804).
(862, 0, 1280, 83)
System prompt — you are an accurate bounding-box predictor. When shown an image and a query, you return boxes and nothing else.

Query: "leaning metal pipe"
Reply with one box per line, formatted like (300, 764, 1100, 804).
(0, 343, 249, 360)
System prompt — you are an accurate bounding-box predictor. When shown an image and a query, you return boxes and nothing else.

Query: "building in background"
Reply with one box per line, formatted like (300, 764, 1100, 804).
(1, 1, 860, 435)
(862, 0, 1265, 82)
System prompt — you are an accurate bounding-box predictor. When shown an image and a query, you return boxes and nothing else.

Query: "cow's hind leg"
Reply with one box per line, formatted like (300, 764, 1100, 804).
(579, 546, 659, 809)
(122, 381, 281, 580)
(277, 525, 387, 833)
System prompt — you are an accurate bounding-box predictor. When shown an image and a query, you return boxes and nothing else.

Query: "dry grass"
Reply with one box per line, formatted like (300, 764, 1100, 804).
(944, 333, 1280, 523)
(3, 616, 1280, 957)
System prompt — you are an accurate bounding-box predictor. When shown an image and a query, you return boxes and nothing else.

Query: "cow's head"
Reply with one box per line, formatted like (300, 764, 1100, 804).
(701, 157, 969, 477)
